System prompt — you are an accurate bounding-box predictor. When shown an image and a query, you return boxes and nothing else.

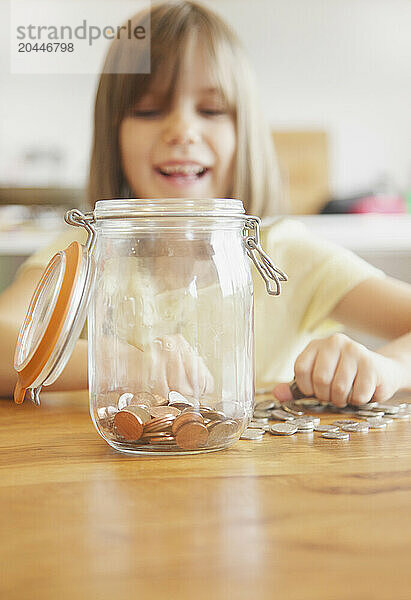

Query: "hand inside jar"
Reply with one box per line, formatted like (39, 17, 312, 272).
(96, 333, 214, 399)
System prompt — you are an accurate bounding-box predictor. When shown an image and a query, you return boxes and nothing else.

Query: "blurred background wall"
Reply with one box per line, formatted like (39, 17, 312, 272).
(1, 0, 410, 197)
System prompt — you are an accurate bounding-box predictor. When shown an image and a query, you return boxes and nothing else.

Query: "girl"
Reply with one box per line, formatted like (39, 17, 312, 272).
(1, 0, 411, 406)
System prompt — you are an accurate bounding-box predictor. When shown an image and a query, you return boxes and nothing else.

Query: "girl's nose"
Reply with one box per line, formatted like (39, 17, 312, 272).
(162, 110, 201, 146)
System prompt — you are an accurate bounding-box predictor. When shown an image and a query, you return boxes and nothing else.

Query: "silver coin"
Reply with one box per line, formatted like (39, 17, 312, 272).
(270, 423, 298, 436)
(255, 399, 279, 411)
(97, 407, 108, 419)
(358, 401, 379, 409)
(381, 416, 394, 425)
(240, 429, 265, 440)
(294, 398, 321, 407)
(250, 417, 270, 425)
(374, 404, 400, 414)
(117, 392, 134, 410)
(293, 417, 315, 429)
(168, 391, 193, 406)
(282, 402, 305, 416)
(321, 431, 349, 440)
(253, 410, 272, 419)
(271, 409, 296, 421)
(365, 416, 383, 425)
(333, 419, 358, 427)
(391, 412, 410, 420)
(297, 426, 314, 433)
(314, 424, 339, 433)
(367, 419, 387, 429)
(248, 422, 270, 431)
(357, 409, 384, 418)
(342, 422, 369, 433)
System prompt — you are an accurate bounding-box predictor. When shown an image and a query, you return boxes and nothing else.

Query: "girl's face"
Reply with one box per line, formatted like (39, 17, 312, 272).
(119, 41, 236, 199)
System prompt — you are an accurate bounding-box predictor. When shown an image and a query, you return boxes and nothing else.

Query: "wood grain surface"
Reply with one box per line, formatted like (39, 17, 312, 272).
(1, 390, 411, 600)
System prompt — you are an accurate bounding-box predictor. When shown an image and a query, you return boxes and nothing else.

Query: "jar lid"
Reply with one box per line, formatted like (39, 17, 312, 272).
(14, 241, 95, 405)
(93, 198, 245, 219)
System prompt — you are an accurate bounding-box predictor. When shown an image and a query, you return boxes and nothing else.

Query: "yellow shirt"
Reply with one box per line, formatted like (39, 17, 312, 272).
(19, 218, 384, 385)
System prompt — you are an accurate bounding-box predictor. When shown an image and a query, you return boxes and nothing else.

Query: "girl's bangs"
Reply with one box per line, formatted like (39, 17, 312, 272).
(121, 21, 237, 117)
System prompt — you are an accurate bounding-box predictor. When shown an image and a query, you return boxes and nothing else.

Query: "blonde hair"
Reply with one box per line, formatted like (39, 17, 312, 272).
(88, 1, 282, 217)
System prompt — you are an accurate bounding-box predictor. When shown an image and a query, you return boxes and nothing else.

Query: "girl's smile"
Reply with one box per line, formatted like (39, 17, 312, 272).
(154, 160, 211, 188)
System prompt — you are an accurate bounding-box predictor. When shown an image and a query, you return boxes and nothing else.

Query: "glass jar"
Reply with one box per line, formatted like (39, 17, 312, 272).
(14, 198, 287, 455)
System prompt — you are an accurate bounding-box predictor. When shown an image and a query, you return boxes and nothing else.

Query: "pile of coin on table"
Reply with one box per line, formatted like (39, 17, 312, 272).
(97, 391, 244, 450)
(240, 393, 411, 441)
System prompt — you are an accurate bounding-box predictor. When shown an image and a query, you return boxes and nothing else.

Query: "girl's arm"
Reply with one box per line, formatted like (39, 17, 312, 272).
(330, 276, 411, 388)
(275, 276, 411, 406)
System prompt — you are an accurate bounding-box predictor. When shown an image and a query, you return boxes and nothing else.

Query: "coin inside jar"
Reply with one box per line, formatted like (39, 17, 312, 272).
(134, 391, 155, 406)
(124, 405, 151, 424)
(175, 422, 209, 449)
(171, 411, 204, 435)
(168, 391, 191, 405)
(114, 409, 144, 441)
(150, 405, 181, 418)
(144, 416, 175, 433)
(117, 392, 134, 410)
(151, 394, 168, 407)
(207, 420, 236, 446)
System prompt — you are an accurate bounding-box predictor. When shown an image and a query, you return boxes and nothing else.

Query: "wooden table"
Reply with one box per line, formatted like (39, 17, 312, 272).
(1, 390, 411, 600)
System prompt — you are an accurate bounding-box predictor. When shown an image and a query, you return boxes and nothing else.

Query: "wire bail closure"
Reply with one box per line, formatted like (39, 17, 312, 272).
(65, 209, 96, 253)
(243, 217, 288, 296)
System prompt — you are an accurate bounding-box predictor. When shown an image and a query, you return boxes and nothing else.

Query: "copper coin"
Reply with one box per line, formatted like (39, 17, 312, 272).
(175, 422, 209, 450)
(171, 411, 204, 436)
(124, 405, 151, 424)
(142, 431, 173, 438)
(150, 406, 181, 418)
(134, 391, 155, 406)
(199, 407, 226, 421)
(143, 423, 174, 435)
(144, 416, 175, 432)
(148, 437, 176, 444)
(114, 410, 143, 441)
(169, 402, 196, 411)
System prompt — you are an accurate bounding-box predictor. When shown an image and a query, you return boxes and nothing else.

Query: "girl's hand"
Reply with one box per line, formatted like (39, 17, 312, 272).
(274, 333, 407, 407)
(97, 333, 214, 400)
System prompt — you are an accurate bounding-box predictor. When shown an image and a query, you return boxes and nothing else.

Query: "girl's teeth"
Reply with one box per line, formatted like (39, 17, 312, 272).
(159, 165, 205, 176)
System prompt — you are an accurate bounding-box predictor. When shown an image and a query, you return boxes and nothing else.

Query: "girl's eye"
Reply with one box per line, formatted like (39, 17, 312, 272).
(199, 108, 227, 117)
(131, 109, 162, 118)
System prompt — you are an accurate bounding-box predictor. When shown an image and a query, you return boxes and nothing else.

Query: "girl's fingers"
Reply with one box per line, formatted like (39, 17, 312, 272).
(311, 346, 341, 403)
(350, 358, 376, 406)
(167, 349, 193, 397)
(294, 342, 318, 396)
(330, 354, 358, 407)
(272, 382, 293, 403)
(150, 344, 169, 398)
